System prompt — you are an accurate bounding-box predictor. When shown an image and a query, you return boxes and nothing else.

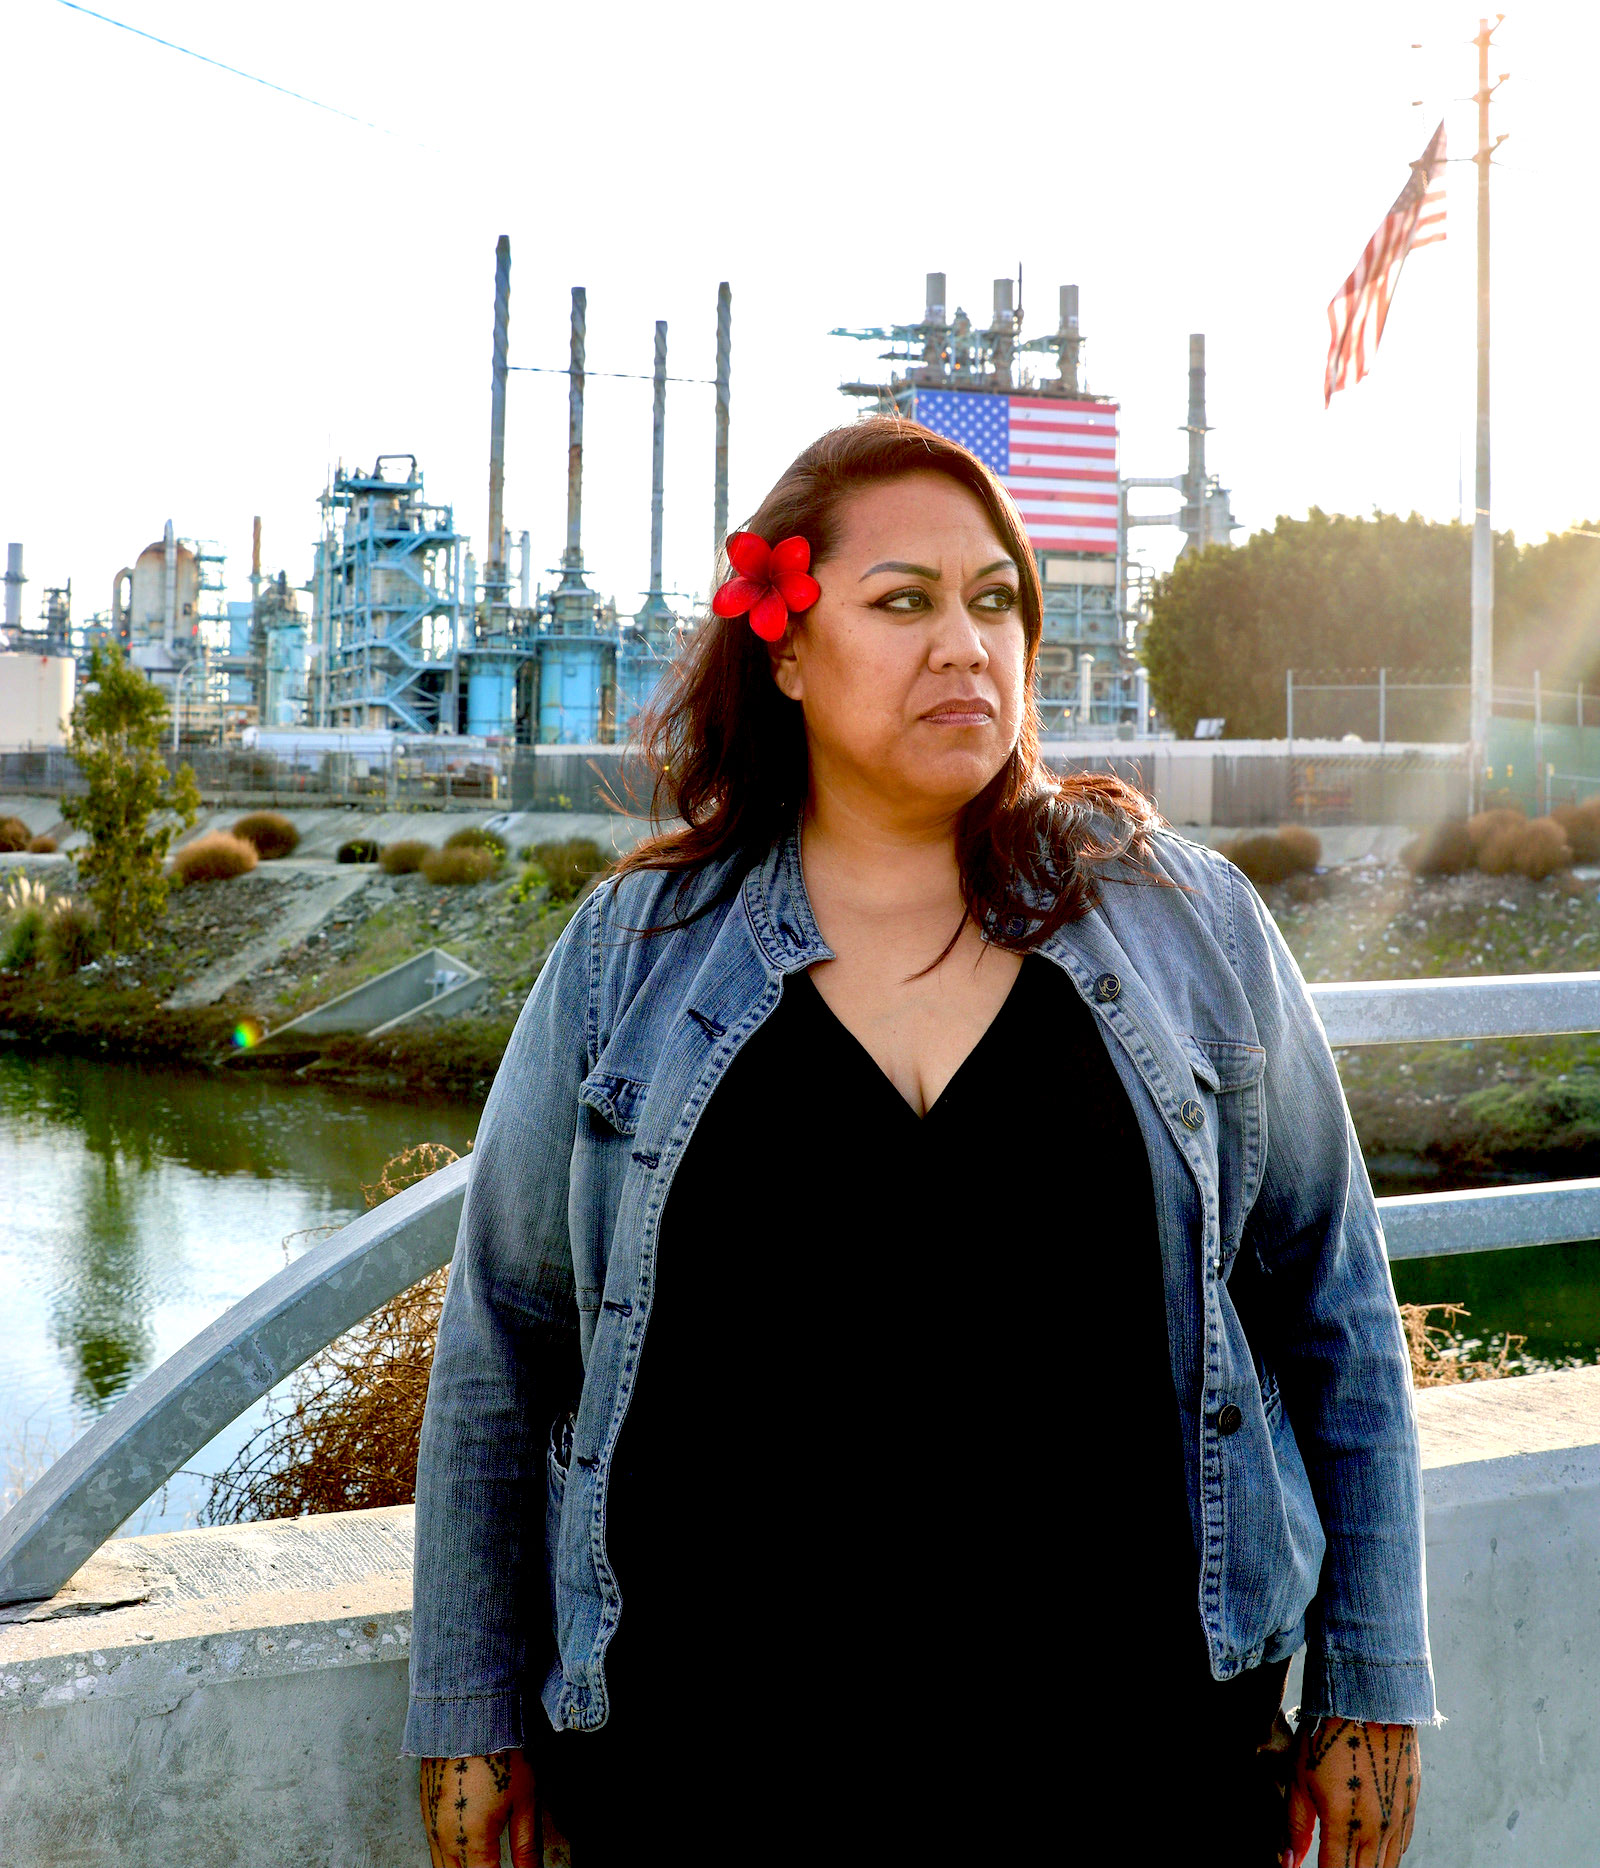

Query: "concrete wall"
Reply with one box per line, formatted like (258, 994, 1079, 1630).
(3, 1370, 1598, 1865)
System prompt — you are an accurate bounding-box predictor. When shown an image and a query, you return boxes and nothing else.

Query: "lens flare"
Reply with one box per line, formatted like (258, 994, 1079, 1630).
(232, 1021, 261, 1051)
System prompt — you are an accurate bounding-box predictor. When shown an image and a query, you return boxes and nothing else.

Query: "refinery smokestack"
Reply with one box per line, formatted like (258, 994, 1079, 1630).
(3, 543, 24, 635)
(563, 286, 586, 577)
(1057, 285, 1081, 395)
(714, 282, 731, 556)
(1182, 334, 1209, 556)
(991, 278, 1015, 390)
(487, 236, 511, 602)
(650, 321, 667, 600)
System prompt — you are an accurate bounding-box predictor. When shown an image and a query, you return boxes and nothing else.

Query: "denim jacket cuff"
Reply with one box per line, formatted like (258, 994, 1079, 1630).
(401, 1688, 525, 1760)
(1301, 1649, 1442, 1729)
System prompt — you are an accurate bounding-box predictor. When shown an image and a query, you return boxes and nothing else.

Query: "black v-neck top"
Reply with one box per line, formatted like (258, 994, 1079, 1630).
(538, 955, 1256, 1857)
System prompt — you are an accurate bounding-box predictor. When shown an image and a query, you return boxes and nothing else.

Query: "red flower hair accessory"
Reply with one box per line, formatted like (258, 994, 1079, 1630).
(711, 532, 820, 641)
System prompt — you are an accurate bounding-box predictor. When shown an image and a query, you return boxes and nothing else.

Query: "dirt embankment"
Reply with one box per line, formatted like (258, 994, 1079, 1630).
(0, 856, 587, 1101)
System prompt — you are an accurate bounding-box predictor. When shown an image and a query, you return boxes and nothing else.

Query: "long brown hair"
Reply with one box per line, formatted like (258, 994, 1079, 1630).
(615, 416, 1159, 947)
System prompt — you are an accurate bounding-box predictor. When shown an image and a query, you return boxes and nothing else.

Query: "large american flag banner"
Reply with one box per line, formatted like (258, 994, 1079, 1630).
(1325, 120, 1447, 407)
(909, 389, 1120, 556)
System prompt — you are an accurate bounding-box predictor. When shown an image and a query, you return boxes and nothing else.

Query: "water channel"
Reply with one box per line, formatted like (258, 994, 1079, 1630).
(0, 1050, 479, 1535)
(2, 1050, 1597, 1544)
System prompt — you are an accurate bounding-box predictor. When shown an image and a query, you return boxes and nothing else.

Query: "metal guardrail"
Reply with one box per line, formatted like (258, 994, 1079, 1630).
(4, 970, 1600, 1608)
(0, 1159, 469, 1607)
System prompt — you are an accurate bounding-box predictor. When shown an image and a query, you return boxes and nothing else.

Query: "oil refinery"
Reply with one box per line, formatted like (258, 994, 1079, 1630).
(0, 245, 1233, 753)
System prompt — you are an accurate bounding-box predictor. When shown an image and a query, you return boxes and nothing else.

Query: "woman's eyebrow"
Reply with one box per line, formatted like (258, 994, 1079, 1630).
(973, 558, 1017, 578)
(859, 560, 940, 581)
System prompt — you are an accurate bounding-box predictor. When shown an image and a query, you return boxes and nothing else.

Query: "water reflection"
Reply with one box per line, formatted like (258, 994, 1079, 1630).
(0, 1048, 479, 1526)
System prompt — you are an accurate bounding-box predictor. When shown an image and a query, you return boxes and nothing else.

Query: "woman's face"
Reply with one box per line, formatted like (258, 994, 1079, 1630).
(771, 472, 1027, 825)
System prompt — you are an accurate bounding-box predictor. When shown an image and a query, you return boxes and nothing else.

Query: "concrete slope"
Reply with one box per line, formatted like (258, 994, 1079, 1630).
(164, 868, 379, 1009)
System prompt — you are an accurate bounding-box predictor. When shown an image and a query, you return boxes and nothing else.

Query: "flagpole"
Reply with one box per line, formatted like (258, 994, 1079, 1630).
(1471, 16, 1507, 789)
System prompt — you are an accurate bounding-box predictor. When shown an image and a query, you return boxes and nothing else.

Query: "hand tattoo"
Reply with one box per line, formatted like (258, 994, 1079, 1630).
(1305, 1718, 1418, 1865)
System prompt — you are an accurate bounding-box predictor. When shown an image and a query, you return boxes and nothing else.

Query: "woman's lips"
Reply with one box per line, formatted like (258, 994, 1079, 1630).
(921, 699, 994, 725)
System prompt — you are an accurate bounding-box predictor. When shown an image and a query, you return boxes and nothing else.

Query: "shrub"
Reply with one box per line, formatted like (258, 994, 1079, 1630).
(0, 817, 31, 853)
(27, 836, 58, 855)
(1477, 816, 1573, 880)
(1, 876, 54, 968)
(443, 825, 508, 857)
(528, 836, 607, 903)
(201, 1145, 462, 1524)
(231, 811, 299, 860)
(1553, 799, 1600, 863)
(419, 845, 497, 886)
(337, 838, 380, 865)
(1273, 824, 1321, 872)
(42, 899, 102, 976)
(1217, 829, 1318, 888)
(1467, 806, 1525, 850)
(1403, 819, 1476, 877)
(380, 838, 431, 875)
(171, 831, 259, 884)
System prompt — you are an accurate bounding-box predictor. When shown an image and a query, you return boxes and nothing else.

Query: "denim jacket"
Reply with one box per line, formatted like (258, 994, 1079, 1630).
(403, 825, 1437, 1757)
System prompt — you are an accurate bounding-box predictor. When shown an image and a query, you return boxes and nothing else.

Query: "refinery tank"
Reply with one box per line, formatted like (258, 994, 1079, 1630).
(465, 654, 522, 739)
(0, 652, 75, 747)
(615, 641, 669, 739)
(120, 529, 201, 651)
(537, 639, 613, 744)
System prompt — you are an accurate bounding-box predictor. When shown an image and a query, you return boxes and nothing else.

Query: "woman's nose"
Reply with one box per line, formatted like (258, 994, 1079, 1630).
(929, 605, 988, 671)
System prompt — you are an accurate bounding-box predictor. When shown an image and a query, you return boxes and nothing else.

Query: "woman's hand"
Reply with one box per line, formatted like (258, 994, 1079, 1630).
(420, 1749, 556, 1867)
(1284, 1717, 1420, 1867)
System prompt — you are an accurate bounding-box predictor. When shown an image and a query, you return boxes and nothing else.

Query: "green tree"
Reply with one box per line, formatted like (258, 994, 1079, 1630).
(59, 646, 201, 950)
(1142, 510, 1518, 738)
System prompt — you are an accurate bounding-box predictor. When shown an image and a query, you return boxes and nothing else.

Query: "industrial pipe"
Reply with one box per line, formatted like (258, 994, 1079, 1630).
(649, 320, 667, 601)
(163, 520, 177, 652)
(486, 235, 511, 598)
(1057, 285, 1081, 395)
(714, 282, 731, 556)
(3, 543, 24, 634)
(1182, 335, 1208, 555)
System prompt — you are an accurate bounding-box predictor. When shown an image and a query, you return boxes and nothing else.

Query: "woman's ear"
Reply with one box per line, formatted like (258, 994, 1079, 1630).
(769, 632, 803, 704)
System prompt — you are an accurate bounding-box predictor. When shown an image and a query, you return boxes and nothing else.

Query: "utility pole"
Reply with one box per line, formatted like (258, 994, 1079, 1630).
(1471, 16, 1509, 784)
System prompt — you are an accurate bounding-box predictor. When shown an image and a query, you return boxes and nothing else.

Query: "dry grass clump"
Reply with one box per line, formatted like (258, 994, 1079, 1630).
(420, 844, 497, 886)
(1218, 827, 1321, 888)
(379, 838, 431, 875)
(232, 810, 299, 860)
(1401, 1302, 1523, 1387)
(171, 831, 259, 884)
(443, 824, 508, 857)
(1402, 819, 1476, 876)
(1552, 798, 1600, 863)
(27, 835, 57, 854)
(0, 816, 32, 853)
(527, 836, 607, 903)
(1477, 815, 1573, 880)
(202, 1144, 464, 1524)
(337, 838, 379, 865)
(41, 898, 102, 975)
(1467, 806, 1525, 851)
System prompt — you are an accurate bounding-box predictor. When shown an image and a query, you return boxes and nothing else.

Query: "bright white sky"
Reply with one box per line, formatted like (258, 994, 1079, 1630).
(0, 1, 1589, 628)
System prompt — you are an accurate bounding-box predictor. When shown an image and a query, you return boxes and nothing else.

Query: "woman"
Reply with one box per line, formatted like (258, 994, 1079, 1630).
(406, 420, 1434, 1867)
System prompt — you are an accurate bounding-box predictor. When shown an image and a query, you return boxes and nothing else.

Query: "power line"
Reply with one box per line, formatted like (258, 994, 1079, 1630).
(55, 1, 410, 142)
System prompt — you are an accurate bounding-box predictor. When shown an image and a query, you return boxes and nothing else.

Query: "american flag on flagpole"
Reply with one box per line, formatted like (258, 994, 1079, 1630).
(1325, 120, 1448, 407)
(907, 389, 1120, 554)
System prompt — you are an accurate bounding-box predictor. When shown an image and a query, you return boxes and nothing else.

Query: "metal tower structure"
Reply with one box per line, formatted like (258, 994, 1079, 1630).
(314, 456, 464, 733)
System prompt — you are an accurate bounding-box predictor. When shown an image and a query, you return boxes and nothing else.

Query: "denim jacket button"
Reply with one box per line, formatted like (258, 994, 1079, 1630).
(1181, 1099, 1205, 1130)
(1217, 1404, 1243, 1436)
(1094, 972, 1121, 1003)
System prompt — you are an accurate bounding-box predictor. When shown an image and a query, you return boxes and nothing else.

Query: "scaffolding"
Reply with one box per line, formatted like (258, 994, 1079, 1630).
(314, 457, 464, 733)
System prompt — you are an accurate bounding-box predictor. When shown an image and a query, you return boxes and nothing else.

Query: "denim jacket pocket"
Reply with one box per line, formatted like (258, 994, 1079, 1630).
(1184, 1036, 1267, 1266)
(576, 1071, 649, 1137)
